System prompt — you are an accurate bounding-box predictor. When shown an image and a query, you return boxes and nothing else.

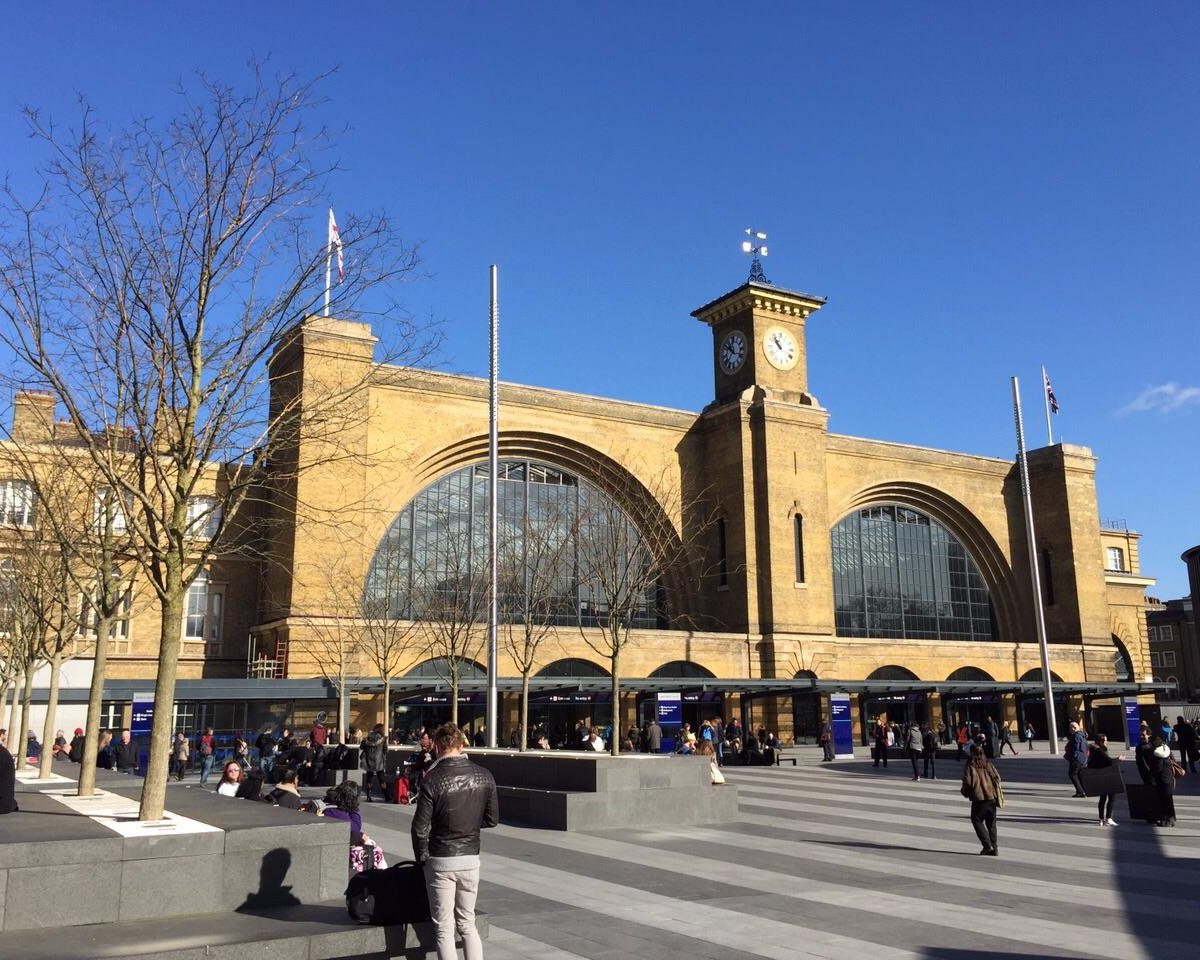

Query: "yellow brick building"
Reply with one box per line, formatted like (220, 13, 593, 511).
(250, 279, 1159, 744)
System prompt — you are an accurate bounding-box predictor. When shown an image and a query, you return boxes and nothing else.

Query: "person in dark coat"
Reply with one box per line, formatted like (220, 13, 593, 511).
(819, 721, 835, 762)
(645, 719, 663, 754)
(1149, 737, 1177, 827)
(360, 723, 388, 802)
(1087, 734, 1119, 826)
(1064, 721, 1089, 798)
(921, 723, 939, 780)
(872, 720, 889, 769)
(0, 730, 18, 814)
(113, 729, 139, 774)
(1173, 716, 1197, 773)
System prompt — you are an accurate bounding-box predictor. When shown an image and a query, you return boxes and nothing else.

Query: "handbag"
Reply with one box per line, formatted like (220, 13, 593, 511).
(1170, 759, 1187, 779)
(350, 843, 389, 874)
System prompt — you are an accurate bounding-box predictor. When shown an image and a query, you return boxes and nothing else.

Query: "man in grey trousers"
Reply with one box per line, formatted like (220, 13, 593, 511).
(412, 722, 499, 960)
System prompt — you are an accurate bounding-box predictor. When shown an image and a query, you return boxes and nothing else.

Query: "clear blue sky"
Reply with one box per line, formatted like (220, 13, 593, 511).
(4, 5, 1197, 597)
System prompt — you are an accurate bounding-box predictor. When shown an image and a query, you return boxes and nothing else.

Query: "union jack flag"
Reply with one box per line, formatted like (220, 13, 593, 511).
(1044, 370, 1059, 414)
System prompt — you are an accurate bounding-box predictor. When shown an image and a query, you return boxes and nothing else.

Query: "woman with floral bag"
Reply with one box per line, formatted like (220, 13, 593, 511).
(322, 781, 387, 873)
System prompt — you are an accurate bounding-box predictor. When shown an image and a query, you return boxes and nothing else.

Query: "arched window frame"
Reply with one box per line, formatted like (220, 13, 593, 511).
(183, 570, 224, 654)
(831, 502, 995, 642)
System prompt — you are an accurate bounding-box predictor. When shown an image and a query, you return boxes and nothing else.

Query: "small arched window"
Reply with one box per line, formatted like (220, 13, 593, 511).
(794, 514, 805, 584)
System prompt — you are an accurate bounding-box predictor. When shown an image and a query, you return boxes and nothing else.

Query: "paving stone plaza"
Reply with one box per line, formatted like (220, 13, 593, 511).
(349, 748, 1196, 960)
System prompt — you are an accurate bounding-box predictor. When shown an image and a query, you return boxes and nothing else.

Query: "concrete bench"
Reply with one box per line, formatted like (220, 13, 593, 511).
(0, 900, 489, 960)
(773, 750, 799, 766)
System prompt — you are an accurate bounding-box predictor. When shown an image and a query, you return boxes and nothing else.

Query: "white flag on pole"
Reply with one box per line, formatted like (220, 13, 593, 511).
(328, 207, 344, 281)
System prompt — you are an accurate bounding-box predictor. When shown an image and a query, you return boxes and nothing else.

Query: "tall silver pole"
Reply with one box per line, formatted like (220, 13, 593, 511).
(486, 265, 499, 748)
(1012, 376, 1059, 755)
(1041, 366, 1053, 446)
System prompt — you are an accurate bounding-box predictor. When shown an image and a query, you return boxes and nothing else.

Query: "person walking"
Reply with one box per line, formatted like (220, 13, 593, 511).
(960, 744, 1002, 855)
(412, 722, 499, 960)
(1172, 716, 1197, 774)
(255, 727, 278, 780)
(1149, 736, 1178, 827)
(645, 716, 663, 754)
(984, 717, 1000, 760)
(113, 729, 138, 774)
(873, 719, 889, 769)
(819, 720, 835, 762)
(361, 722, 388, 802)
(1086, 734, 1119, 826)
(998, 722, 1019, 757)
(1065, 721, 1089, 798)
(922, 723, 938, 780)
(170, 732, 190, 781)
(955, 722, 969, 761)
(197, 727, 216, 786)
(1023, 722, 1035, 751)
(906, 723, 923, 781)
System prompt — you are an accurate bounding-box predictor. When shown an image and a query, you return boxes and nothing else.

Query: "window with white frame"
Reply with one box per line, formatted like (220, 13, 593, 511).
(0, 480, 34, 527)
(1105, 546, 1125, 572)
(1162, 650, 1177, 668)
(1159, 624, 1176, 644)
(185, 496, 222, 539)
(76, 583, 132, 653)
(1148, 626, 1159, 643)
(93, 488, 129, 535)
(183, 571, 223, 653)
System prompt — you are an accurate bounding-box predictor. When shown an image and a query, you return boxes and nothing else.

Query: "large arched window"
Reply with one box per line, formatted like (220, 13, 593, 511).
(649, 660, 716, 679)
(832, 504, 995, 642)
(365, 459, 658, 628)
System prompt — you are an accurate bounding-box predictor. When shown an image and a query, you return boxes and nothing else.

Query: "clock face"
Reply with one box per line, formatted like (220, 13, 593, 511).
(718, 330, 748, 375)
(763, 326, 799, 371)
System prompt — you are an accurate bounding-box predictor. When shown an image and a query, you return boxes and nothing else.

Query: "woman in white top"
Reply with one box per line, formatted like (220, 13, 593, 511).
(216, 761, 243, 797)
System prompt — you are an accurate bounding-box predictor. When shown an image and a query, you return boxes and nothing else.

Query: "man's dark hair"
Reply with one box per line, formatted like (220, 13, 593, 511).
(432, 722, 467, 754)
(277, 767, 298, 785)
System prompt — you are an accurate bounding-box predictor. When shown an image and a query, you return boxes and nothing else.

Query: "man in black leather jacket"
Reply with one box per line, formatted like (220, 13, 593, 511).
(411, 723, 498, 960)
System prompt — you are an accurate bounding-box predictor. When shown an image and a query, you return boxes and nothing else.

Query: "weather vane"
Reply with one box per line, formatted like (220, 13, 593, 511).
(742, 228, 770, 284)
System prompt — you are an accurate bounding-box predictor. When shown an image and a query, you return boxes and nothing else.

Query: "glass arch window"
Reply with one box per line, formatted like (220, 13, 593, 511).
(366, 459, 658, 629)
(832, 504, 995, 642)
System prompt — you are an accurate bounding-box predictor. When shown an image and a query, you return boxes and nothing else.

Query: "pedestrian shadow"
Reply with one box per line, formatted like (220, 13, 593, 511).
(236, 847, 302, 911)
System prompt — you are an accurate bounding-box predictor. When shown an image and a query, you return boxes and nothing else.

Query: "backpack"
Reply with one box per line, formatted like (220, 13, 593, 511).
(346, 862, 431, 926)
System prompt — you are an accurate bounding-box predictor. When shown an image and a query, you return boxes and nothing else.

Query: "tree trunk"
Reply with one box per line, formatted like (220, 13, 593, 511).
(17, 667, 35, 766)
(450, 671, 459, 728)
(38, 650, 65, 779)
(610, 651, 620, 757)
(6, 669, 21, 748)
(138, 588, 184, 820)
(381, 676, 390, 739)
(78, 616, 113, 796)
(519, 670, 529, 753)
(338, 684, 348, 744)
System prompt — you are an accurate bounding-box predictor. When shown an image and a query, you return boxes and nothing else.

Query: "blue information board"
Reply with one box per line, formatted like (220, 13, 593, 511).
(830, 693, 854, 758)
(131, 691, 154, 738)
(1123, 697, 1141, 749)
(656, 692, 682, 726)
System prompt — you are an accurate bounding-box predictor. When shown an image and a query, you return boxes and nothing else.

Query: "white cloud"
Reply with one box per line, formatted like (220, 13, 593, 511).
(1121, 382, 1200, 415)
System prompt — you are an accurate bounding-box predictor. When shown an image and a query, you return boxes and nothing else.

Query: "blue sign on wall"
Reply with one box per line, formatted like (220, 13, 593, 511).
(830, 693, 854, 759)
(1123, 697, 1141, 749)
(130, 691, 155, 738)
(656, 692, 682, 727)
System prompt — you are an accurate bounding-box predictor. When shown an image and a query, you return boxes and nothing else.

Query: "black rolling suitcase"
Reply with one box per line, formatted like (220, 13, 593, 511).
(1125, 782, 1157, 823)
(346, 861, 431, 925)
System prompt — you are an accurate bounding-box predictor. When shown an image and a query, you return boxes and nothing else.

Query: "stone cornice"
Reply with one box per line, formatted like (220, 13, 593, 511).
(691, 281, 827, 326)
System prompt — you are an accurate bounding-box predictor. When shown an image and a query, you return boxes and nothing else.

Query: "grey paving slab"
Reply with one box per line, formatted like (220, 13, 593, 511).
(349, 753, 1200, 959)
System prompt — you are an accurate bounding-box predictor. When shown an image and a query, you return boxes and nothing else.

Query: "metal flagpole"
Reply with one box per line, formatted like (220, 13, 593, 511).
(486, 265, 499, 748)
(1041, 366, 1053, 446)
(323, 209, 333, 318)
(1012, 376, 1059, 755)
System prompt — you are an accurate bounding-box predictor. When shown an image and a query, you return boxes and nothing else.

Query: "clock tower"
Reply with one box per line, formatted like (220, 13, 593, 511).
(690, 278, 835, 648)
(692, 280, 826, 405)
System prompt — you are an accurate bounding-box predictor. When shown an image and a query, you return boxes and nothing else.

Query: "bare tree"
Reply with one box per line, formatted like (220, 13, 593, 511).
(410, 509, 489, 729)
(0, 67, 434, 818)
(359, 536, 421, 735)
(573, 461, 715, 756)
(288, 557, 367, 739)
(500, 491, 575, 751)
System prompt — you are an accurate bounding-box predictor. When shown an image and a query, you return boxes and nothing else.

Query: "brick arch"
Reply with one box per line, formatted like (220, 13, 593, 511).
(833, 481, 1018, 644)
